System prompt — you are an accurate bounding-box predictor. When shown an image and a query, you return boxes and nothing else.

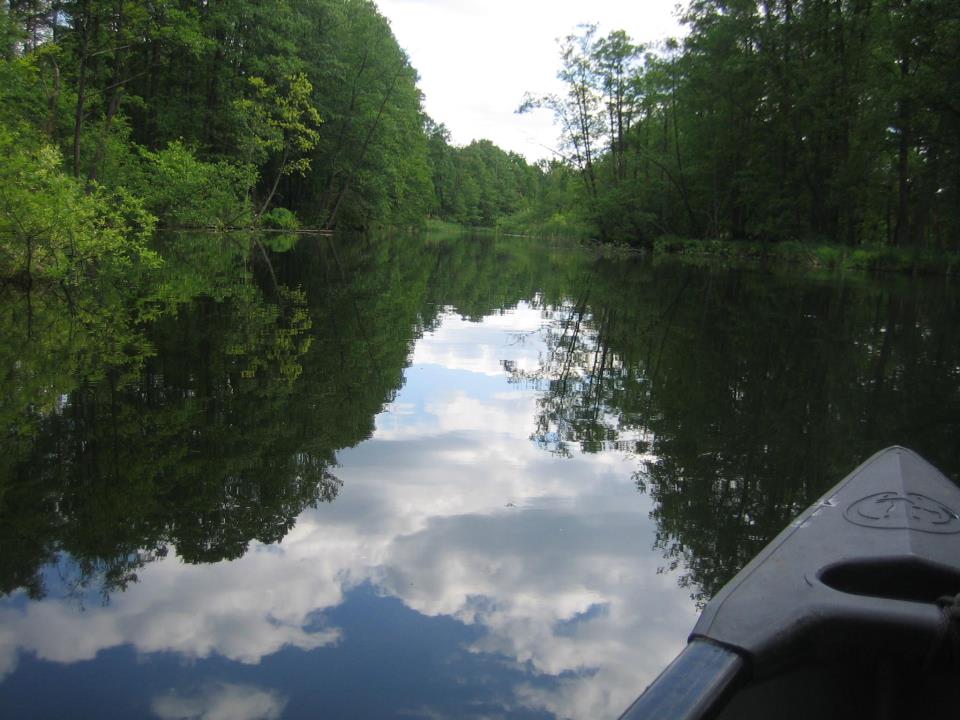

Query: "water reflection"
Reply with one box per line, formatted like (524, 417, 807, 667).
(0, 233, 336, 602)
(0, 291, 695, 717)
(1, 231, 959, 718)
(151, 683, 288, 720)
(508, 261, 960, 602)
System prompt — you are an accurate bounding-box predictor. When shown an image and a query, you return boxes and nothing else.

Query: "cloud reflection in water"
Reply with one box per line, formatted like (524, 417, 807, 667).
(0, 303, 697, 719)
(151, 683, 287, 720)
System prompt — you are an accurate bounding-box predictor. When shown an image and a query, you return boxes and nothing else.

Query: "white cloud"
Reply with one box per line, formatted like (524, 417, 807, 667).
(409, 305, 546, 377)
(0, 622, 19, 681)
(377, 389, 538, 441)
(377, 502, 697, 717)
(151, 682, 287, 720)
(0, 438, 680, 718)
(377, 0, 686, 159)
(0, 550, 343, 670)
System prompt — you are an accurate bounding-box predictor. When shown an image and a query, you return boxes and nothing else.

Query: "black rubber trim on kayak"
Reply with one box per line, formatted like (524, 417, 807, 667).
(618, 640, 747, 720)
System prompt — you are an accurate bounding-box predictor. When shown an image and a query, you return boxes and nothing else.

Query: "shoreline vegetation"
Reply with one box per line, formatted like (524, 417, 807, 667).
(1, 0, 958, 293)
(651, 238, 960, 277)
(431, 219, 960, 278)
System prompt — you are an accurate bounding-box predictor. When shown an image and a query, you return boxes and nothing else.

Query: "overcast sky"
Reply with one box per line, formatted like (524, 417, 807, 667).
(376, 0, 687, 161)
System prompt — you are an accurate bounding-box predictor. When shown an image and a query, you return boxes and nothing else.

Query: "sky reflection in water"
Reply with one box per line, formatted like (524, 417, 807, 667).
(0, 301, 697, 719)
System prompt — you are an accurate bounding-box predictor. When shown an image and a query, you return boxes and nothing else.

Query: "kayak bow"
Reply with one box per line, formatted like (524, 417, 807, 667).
(619, 446, 960, 720)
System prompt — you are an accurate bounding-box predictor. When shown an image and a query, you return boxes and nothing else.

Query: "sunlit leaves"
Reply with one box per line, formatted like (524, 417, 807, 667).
(0, 125, 158, 287)
(235, 72, 322, 177)
(132, 141, 256, 228)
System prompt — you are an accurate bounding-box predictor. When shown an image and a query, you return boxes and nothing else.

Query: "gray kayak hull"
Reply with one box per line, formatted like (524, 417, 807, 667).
(620, 447, 960, 720)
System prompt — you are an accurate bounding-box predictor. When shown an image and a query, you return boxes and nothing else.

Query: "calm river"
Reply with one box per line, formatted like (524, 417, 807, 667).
(1, 231, 958, 718)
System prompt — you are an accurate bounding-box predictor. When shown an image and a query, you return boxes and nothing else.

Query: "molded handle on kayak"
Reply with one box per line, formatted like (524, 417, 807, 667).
(691, 576, 945, 679)
(691, 447, 960, 678)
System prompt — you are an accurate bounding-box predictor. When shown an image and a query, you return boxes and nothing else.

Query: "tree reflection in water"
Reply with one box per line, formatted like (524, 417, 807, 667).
(3, 231, 959, 611)
(508, 259, 960, 603)
(3, 233, 337, 601)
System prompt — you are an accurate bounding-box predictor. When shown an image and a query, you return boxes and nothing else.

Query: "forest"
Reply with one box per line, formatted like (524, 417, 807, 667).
(521, 1, 959, 253)
(0, 0, 538, 280)
(1, 0, 958, 277)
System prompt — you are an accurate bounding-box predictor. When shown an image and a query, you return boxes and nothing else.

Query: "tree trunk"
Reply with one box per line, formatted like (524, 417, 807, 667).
(45, 55, 60, 137)
(893, 0, 912, 247)
(893, 57, 911, 246)
(72, 0, 91, 178)
(258, 147, 289, 218)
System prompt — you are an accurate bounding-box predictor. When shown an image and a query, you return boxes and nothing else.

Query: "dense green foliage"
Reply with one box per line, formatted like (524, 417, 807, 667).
(524, 4, 960, 253)
(0, 125, 159, 289)
(425, 123, 541, 227)
(8, 0, 952, 252)
(0, 0, 539, 249)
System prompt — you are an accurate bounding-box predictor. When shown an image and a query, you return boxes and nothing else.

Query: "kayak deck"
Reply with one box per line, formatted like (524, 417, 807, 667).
(620, 447, 960, 720)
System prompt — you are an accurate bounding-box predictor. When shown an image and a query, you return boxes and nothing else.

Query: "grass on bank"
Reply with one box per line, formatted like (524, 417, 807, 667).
(653, 237, 959, 277)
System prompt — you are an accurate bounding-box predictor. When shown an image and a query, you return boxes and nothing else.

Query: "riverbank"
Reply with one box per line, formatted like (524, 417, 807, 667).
(652, 237, 960, 277)
(422, 220, 960, 278)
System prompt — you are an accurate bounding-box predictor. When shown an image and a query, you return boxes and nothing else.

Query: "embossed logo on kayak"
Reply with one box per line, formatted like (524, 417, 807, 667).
(845, 492, 960, 533)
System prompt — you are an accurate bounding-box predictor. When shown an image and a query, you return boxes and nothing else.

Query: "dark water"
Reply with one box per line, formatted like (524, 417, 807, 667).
(1, 231, 959, 719)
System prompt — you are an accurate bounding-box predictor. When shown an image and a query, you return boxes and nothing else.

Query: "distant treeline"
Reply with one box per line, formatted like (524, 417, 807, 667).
(522, 1, 960, 249)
